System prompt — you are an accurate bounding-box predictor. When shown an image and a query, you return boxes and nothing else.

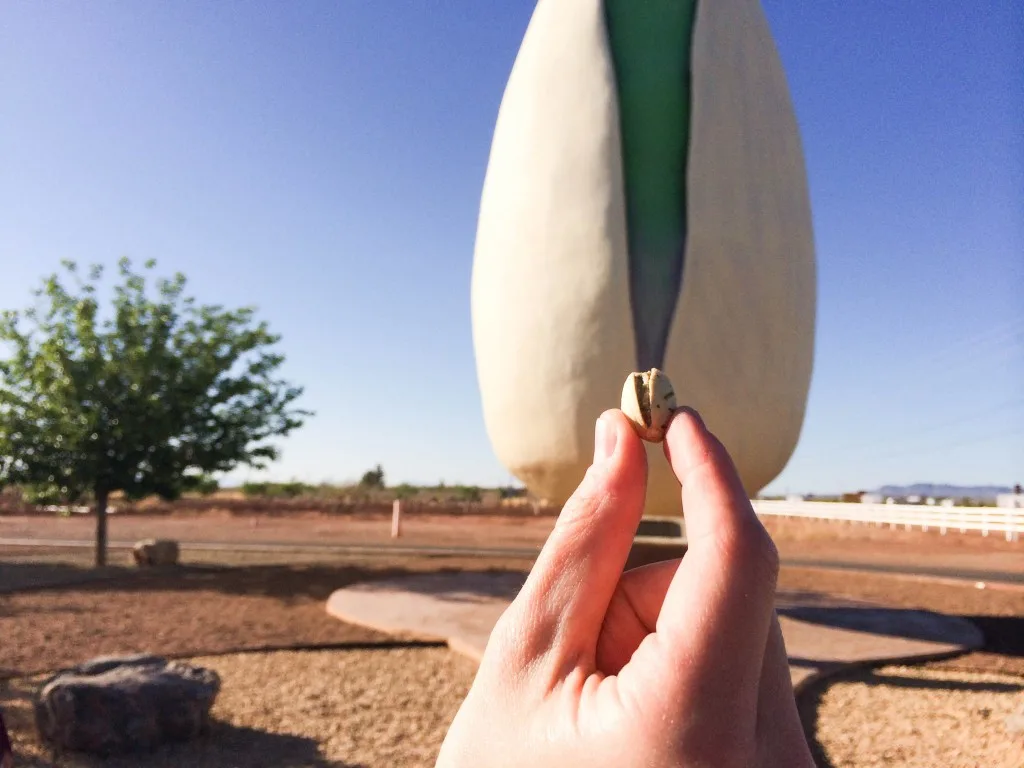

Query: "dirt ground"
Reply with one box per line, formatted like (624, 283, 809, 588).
(0, 555, 534, 677)
(761, 515, 1024, 576)
(0, 510, 552, 549)
(2, 509, 1021, 575)
(1, 513, 1023, 766)
(0, 555, 521, 767)
(2, 510, 1023, 678)
(1, 556, 1022, 766)
(799, 664, 1024, 768)
(3, 648, 478, 768)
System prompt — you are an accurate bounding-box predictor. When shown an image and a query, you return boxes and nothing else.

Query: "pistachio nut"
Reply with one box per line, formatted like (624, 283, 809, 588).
(620, 368, 677, 442)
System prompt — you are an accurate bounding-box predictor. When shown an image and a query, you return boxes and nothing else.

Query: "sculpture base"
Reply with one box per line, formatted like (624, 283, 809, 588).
(626, 517, 687, 570)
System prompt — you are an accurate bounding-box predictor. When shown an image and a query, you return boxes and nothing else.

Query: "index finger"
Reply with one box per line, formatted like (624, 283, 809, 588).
(655, 409, 779, 717)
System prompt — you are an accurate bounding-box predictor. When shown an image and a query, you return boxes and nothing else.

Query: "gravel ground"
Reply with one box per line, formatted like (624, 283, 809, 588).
(802, 665, 1024, 768)
(7, 559, 1020, 680)
(0, 560, 532, 677)
(2, 647, 477, 767)
(2, 556, 1023, 766)
(5, 650, 1022, 767)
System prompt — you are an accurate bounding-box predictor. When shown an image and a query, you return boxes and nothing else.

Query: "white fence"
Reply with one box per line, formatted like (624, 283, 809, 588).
(752, 500, 1021, 542)
(41, 505, 119, 515)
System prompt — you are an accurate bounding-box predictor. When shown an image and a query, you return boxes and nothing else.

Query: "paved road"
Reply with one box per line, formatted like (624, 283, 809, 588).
(1, 536, 1022, 586)
(0, 537, 538, 560)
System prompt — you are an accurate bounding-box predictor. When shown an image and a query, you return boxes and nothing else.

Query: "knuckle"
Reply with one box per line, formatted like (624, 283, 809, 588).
(479, 601, 553, 685)
(487, 598, 543, 656)
(477, 609, 522, 678)
(487, 605, 521, 654)
(719, 518, 780, 584)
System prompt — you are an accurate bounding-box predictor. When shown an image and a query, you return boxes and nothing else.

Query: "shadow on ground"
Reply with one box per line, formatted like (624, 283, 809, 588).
(794, 612, 1024, 767)
(0, 560, 533, 602)
(862, 671, 1022, 693)
(11, 722, 360, 768)
(797, 663, 1024, 768)
(3, 676, 360, 768)
(777, 604, 980, 645)
(341, 570, 528, 604)
(798, 671, 840, 768)
(964, 615, 1024, 657)
(0, 560, 533, 679)
(0, 561, 130, 594)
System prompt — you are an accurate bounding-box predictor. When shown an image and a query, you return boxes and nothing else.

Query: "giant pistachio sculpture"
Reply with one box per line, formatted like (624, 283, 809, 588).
(472, 0, 815, 514)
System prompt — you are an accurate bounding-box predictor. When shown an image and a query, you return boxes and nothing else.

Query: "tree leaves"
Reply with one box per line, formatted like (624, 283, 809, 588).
(0, 259, 311, 503)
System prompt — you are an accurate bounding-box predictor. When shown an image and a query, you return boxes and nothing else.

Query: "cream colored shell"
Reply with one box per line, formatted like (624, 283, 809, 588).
(472, 0, 816, 515)
(621, 369, 677, 443)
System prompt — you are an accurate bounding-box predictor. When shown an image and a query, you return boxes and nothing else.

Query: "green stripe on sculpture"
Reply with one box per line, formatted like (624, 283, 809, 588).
(604, 0, 697, 371)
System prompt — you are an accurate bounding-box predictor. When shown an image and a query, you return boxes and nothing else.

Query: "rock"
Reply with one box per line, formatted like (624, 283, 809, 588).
(132, 539, 180, 567)
(34, 654, 220, 754)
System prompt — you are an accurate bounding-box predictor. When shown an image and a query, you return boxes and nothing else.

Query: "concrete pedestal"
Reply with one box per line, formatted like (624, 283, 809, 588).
(627, 516, 687, 569)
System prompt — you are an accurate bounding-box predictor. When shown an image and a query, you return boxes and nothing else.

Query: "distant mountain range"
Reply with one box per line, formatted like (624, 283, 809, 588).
(874, 484, 1014, 500)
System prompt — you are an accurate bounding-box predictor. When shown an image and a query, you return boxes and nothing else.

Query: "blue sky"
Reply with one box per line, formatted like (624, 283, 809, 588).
(1, 1, 1021, 494)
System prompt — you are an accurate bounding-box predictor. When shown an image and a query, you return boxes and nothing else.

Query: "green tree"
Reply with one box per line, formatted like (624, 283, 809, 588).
(393, 483, 417, 500)
(193, 475, 220, 496)
(359, 464, 385, 489)
(0, 258, 310, 566)
(453, 485, 481, 503)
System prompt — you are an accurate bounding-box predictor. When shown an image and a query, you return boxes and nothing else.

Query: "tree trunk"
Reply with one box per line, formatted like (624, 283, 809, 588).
(94, 489, 109, 568)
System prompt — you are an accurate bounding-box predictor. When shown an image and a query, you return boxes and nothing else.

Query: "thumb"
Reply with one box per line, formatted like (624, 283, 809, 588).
(498, 410, 648, 669)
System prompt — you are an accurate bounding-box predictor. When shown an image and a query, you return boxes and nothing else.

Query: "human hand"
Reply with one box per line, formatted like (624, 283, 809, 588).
(436, 408, 813, 767)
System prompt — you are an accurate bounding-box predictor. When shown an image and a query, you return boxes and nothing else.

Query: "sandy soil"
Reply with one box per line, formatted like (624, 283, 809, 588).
(0, 557, 531, 677)
(8, 654, 1020, 768)
(2, 537, 1023, 766)
(3, 648, 476, 768)
(801, 665, 1024, 768)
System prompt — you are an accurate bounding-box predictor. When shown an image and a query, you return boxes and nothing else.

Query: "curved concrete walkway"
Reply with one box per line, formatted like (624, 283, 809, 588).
(326, 571, 983, 692)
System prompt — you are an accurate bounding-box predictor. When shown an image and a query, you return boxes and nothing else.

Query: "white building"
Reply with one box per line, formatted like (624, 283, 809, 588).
(860, 493, 883, 504)
(996, 493, 1024, 509)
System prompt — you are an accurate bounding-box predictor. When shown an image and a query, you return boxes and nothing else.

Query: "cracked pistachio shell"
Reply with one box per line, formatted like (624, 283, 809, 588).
(621, 368, 677, 442)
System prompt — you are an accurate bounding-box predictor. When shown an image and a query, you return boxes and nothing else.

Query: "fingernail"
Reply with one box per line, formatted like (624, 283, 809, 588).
(594, 414, 619, 464)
